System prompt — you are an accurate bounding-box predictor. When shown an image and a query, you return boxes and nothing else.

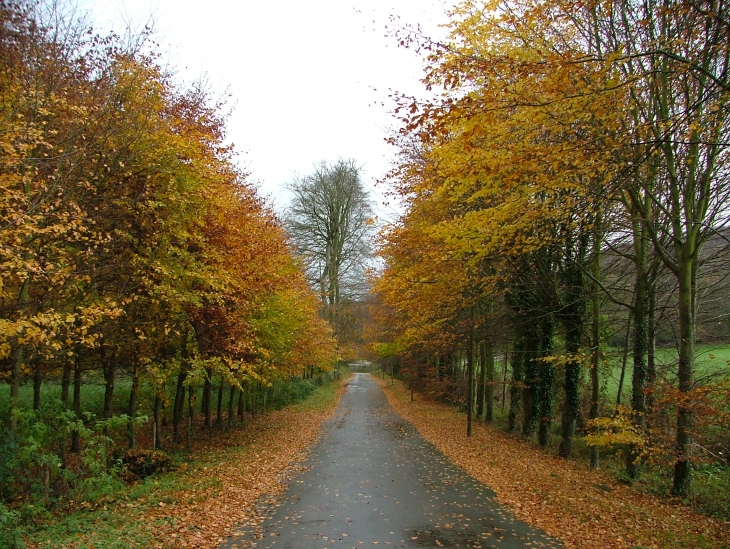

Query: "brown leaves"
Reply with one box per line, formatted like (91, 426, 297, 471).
(378, 377, 730, 549)
(160, 404, 338, 548)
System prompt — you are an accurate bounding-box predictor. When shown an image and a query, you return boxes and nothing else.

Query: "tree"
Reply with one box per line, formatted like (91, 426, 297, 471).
(380, 0, 623, 455)
(377, 0, 729, 499)
(567, 0, 730, 496)
(286, 159, 374, 341)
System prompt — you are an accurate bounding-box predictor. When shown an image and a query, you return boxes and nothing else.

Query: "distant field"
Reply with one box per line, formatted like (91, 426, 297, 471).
(0, 377, 134, 417)
(602, 342, 730, 404)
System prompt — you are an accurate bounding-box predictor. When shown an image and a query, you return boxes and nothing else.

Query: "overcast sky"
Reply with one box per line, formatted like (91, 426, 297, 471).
(86, 0, 453, 218)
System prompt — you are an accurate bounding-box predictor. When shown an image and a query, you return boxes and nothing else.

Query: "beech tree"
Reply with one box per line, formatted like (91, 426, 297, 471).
(0, 0, 339, 505)
(369, 0, 730, 502)
(569, 0, 730, 497)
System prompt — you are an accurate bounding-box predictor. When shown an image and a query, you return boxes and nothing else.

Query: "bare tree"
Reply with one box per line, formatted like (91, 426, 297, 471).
(285, 159, 374, 341)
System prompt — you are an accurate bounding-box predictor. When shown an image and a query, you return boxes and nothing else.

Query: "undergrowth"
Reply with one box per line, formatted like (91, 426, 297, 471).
(1, 373, 345, 549)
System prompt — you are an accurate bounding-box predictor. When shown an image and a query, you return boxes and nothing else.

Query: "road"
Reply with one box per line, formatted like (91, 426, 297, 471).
(221, 373, 563, 549)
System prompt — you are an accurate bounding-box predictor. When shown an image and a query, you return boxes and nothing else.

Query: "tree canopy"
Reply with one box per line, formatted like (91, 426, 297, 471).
(285, 159, 374, 354)
(370, 0, 730, 499)
(0, 0, 338, 507)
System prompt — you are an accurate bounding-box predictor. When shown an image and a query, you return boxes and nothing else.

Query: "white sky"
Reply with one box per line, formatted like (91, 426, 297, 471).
(86, 0, 453, 218)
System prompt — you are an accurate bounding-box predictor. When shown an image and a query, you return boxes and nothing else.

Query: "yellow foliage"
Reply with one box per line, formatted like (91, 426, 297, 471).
(585, 406, 646, 449)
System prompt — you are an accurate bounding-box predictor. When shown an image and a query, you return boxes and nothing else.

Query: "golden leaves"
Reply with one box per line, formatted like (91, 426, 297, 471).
(372, 0, 626, 368)
(0, 3, 336, 404)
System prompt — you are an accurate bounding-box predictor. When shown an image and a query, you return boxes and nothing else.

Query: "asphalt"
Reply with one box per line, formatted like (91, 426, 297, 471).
(221, 373, 563, 549)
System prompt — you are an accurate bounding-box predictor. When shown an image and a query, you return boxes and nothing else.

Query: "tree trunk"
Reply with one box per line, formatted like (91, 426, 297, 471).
(203, 367, 212, 429)
(627, 218, 649, 479)
(522, 327, 539, 438)
(589, 218, 602, 470)
(485, 333, 495, 423)
(477, 341, 486, 419)
(647, 274, 657, 413)
(173, 368, 187, 443)
(559, 255, 585, 458)
(558, 324, 581, 457)
(466, 307, 475, 437)
(616, 307, 632, 406)
(153, 393, 162, 450)
(127, 364, 139, 448)
(466, 354, 473, 437)
(508, 337, 524, 432)
(537, 316, 555, 447)
(60, 360, 72, 467)
(227, 384, 235, 429)
(187, 384, 195, 450)
(238, 386, 245, 422)
(102, 347, 115, 440)
(250, 383, 257, 417)
(201, 374, 208, 415)
(437, 354, 446, 382)
(673, 256, 695, 497)
(216, 379, 224, 427)
(61, 361, 72, 409)
(501, 341, 509, 413)
(71, 363, 82, 453)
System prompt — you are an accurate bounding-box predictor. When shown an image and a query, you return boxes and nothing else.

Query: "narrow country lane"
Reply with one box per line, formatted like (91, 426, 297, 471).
(221, 373, 563, 549)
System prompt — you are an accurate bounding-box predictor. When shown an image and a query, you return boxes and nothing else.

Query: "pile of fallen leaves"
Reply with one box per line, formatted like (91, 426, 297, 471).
(27, 381, 345, 549)
(377, 377, 730, 549)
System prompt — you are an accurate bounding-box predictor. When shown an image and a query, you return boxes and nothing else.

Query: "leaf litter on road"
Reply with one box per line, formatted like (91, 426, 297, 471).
(376, 376, 730, 549)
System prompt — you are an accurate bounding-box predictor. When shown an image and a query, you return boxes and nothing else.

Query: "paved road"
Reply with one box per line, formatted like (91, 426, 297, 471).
(222, 373, 562, 549)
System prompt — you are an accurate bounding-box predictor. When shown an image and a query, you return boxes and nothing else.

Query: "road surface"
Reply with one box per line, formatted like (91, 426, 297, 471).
(222, 373, 562, 549)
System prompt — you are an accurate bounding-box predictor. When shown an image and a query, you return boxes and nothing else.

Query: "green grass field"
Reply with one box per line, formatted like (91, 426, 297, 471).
(602, 343, 730, 404)
(0, 377, 134, 419)
(0, 368, 347, 425)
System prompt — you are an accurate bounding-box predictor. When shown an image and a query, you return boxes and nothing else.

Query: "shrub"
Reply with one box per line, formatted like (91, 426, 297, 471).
(0, 502, 22, 549)
(270, 379, 316, 409)
(120, 449, 172, 480)
(692, 462, 730, 519)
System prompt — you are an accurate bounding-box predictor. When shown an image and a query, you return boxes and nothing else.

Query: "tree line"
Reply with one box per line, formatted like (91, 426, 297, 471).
(0, 0, 337, 509)
(370, 0, 730, 502)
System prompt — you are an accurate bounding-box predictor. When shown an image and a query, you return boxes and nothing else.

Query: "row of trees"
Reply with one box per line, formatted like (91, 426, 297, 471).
(371, 0, 729, 498)
(0, 1, 337, 504)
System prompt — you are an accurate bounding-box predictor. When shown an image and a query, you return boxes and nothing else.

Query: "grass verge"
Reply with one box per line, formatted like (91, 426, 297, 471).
(19, 377, 347, 549)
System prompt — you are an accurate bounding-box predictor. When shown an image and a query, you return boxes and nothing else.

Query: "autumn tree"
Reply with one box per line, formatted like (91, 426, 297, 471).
(0, 1, 127, 433)
(563, 0, 730, 495)
(0, 0, 339, 505)
(372, 0, 730, 502)
(383, 0, 623, 453)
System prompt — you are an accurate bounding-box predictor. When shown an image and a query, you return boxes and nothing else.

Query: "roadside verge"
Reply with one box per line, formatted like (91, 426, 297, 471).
(26, 378, 348, 549)
(376, 375, 729, 549)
